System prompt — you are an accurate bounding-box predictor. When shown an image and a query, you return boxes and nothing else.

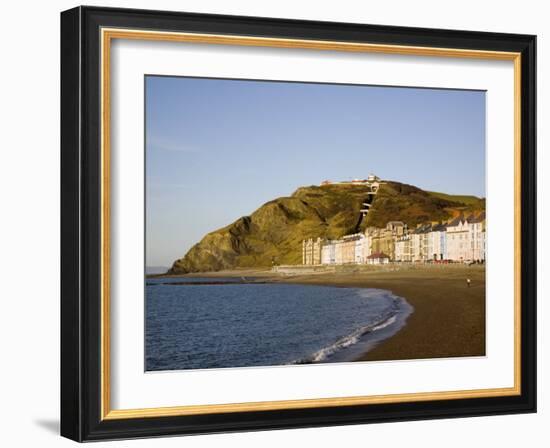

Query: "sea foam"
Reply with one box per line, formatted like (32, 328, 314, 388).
(291, 293, 411, 364)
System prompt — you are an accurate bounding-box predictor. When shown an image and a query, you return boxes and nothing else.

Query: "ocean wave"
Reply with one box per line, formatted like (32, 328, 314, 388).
(290, 298, 403, 364)
(356, 288, 395, 300)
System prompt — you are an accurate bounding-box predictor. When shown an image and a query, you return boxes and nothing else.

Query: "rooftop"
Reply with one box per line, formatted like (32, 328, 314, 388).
(367, 252, 390, 259)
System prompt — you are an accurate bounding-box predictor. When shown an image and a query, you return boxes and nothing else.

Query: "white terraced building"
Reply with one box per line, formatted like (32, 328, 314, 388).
(445, 213, 487, 263)
(446, 216, 471, 262)
(468, 212, 486, 261)
(427, 223, 448, 261)
(395, 234, 412, 262)
(303, 214, 486, 266)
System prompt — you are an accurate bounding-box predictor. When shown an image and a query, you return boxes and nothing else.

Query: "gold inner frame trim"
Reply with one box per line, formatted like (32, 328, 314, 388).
(100, 27, 522, 421)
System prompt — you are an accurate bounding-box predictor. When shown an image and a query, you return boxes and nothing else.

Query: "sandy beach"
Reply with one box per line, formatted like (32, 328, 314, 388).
(280, 265, 486, 362)
(153, 264, 485, 362)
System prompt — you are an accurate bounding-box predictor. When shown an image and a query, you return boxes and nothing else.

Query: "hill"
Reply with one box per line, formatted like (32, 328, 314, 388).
(427, 190, 485, 207)
(167, 181, 484, 274)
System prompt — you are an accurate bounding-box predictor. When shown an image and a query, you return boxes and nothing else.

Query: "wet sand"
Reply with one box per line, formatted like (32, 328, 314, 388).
(156, 265, 485, 362)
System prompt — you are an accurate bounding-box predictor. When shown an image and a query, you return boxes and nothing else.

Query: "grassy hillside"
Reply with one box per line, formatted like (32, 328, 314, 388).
(168, 181, 484, 274)
(427, 190, 485, 207)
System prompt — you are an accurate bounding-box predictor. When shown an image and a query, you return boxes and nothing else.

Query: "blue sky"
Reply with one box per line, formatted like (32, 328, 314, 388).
(146, 76, 485, 266)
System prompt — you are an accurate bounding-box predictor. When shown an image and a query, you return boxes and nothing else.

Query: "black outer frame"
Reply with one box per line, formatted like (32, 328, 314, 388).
(60, 6, 536, 442)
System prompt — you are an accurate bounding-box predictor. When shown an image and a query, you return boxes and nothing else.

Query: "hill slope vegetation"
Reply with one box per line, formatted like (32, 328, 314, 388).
(168, 181, 484, 274)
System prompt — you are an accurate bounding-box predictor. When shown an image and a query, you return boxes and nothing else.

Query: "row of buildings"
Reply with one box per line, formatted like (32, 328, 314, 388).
(302, 213, 486, 265)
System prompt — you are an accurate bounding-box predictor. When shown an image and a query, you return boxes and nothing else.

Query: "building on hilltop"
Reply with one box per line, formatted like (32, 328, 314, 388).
(320, 174, 381, 186)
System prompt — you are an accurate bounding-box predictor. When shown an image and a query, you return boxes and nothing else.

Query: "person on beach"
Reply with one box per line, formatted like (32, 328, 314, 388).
(467, 278, 471, 288)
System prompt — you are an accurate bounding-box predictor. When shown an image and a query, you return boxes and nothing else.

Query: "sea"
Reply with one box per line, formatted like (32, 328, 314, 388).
(145, 277, 413, 371)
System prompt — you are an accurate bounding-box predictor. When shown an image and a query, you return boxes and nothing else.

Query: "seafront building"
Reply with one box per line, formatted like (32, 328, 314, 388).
(468, 212, 486, 261)
(428, 223, 448, 261)
(302, 212, 486, 266)
(366, 252, 390, 265)
(394, 234, 412, 262)
(302, 237, 323, 265)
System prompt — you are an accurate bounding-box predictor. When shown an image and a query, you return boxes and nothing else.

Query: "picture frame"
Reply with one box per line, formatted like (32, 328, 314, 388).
(60, 5, 536, 442)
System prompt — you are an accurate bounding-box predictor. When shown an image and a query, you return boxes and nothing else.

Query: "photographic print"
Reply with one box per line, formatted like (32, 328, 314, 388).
(145, 76, 487, 372)
(61, 9, 536, 440)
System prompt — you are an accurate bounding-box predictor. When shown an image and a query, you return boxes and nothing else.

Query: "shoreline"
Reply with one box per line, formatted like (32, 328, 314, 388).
(151, 264, 486, 363)
(284, 266, 486, 362)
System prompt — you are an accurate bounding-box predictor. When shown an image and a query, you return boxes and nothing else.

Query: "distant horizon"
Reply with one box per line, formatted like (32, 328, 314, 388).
(146, 76, 486, 266)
